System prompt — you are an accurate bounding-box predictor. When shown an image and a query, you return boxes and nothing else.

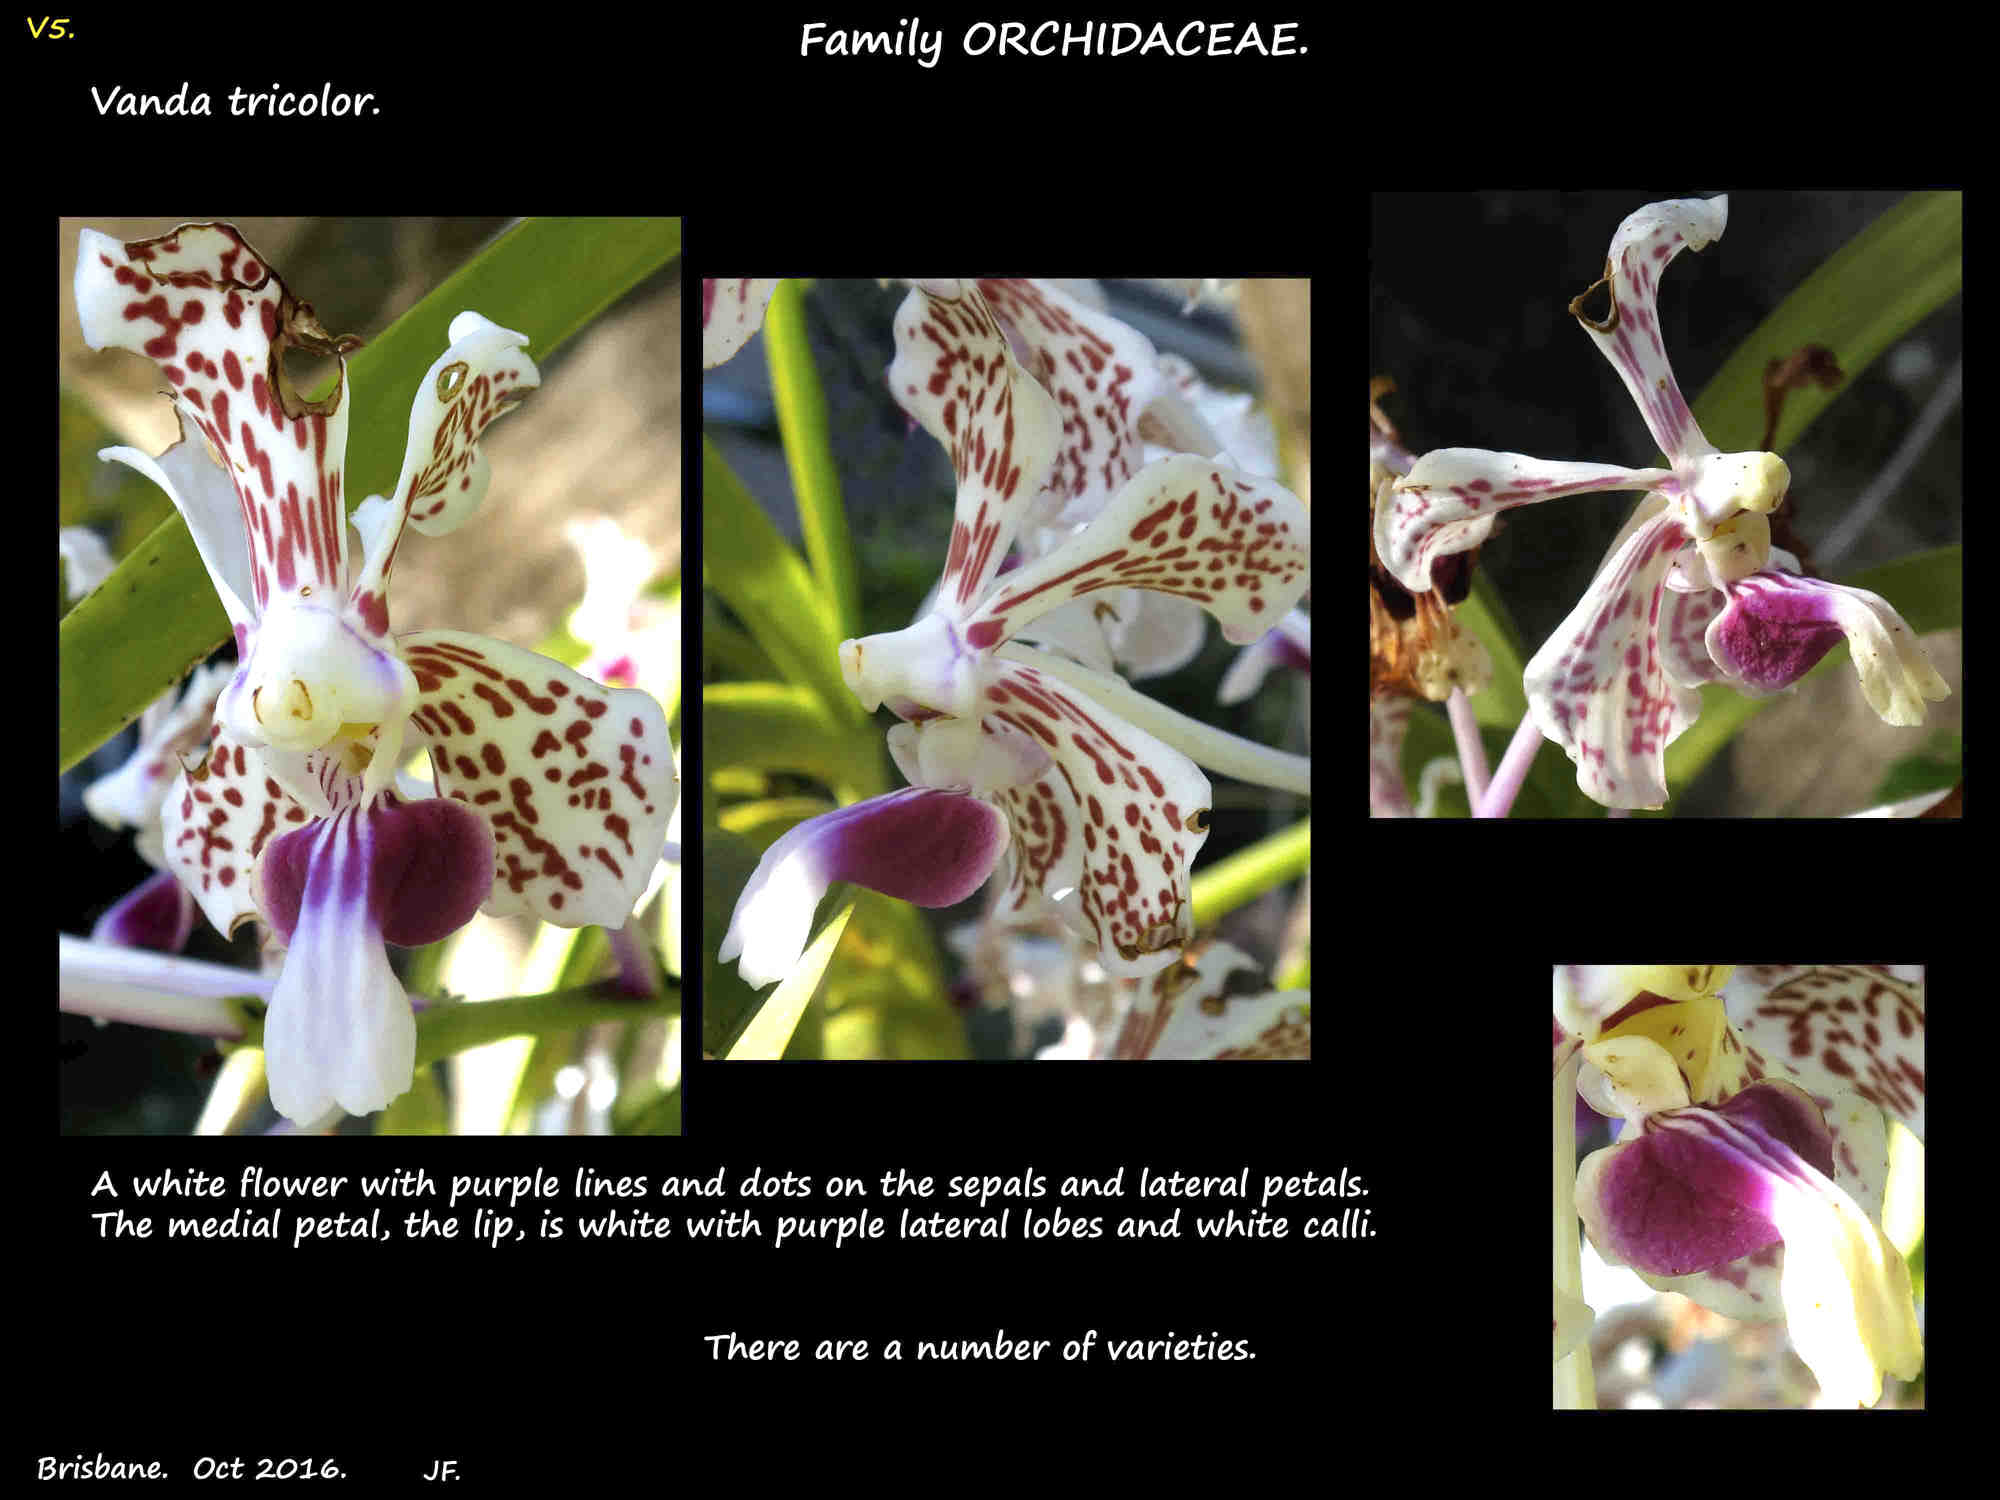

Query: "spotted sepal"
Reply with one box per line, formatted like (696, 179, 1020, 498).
(345, 313, 541, 638)
(982, 658, 1210, 979)
(401, 631, 673, 928)
(1572, 196, 1727, 467)
(1725, 966, 1926, 1141)
(159, 724, 319, 939)
(1380, 449, 1670, 597)
(888, 282, 1063, 622)
(962, 455, 1310, 654)
(702, 278, 782, 369)
(1108, 942, 1310, 1059)
(1523, 508, 1700, 810)
(976, 278, 1169, 526)
(75, 223, 359, 613)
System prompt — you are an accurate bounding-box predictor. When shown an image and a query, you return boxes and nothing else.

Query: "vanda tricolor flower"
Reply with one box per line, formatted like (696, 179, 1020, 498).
(721, 279, 1311, 989)
(76, 223, 672, 1123)
(1553, 965, 1924, 1407)
(1379, 196, 1947, 809)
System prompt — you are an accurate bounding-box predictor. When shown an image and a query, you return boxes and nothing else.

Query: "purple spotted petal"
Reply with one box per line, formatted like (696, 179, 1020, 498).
(980, 660, 1211, 979)
(702, 278, 781, 369)
(1379, 449, 1671, 595)
(1576, 1081, 1834, 1278)
(401, 631, 673, 929)
(1657, 577, 1727, 690)
(888, 282, 1064, 622)
(976, 278, 1168, 526)
(1573, 196, 1728, 466)
(962, 455, 1310, 651)
(721, 788, 1009, 990)
(1107, 942, 1309, 1059)
(75, 223, 358, 614)
(1524, 508, 1699, 809)
(1725, 966, 1926, 1141)
(346, 313, 540, 635)
(1705, 570, 1950, 726)
(162, 724, 318, 939)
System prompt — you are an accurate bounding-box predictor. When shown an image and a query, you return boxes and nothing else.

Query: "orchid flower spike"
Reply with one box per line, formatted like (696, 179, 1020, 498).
(722, 280, 1311, 990)
(77, 223, 674, 1122)
(1378, 197, 1947, 808)
(1554, 964, 1924, 1407)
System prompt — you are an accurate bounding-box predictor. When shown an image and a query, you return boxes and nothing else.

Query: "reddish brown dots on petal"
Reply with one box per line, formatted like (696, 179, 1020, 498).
(509, 778, 539, 824)
(472, 683, 515, 718)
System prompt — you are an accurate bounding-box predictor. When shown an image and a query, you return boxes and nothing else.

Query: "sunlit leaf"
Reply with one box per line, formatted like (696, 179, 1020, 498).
(704, 680, 886, 803)
(702, 439, 864, 724)
(725, 900, 856, 1060)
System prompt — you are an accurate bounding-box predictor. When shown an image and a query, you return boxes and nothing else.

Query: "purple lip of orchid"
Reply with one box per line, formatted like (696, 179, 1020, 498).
(78, 222, 676, 1122)
(1580, 1080, 1835, 1278)
(1557, 964, 1926, 1408)
(1378, 197, 1949, 811)
(721, 279, 1311, 992)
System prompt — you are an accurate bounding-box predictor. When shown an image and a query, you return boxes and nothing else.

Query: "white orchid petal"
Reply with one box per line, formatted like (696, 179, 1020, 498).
(701, 278, 782, 369)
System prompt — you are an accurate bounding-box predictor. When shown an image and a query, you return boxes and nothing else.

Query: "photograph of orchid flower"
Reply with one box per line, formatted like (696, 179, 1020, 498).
(1373, 191, 1960, 817)
(59, 218, 683, 1134)
(703, 279, 1310, 1059)
(1554, 966, 1925, 1408)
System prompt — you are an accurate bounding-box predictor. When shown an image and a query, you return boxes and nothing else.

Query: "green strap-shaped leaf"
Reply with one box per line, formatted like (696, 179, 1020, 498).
(1190, 818, 1310, 927)
(702, 438, 865, 723)
(704, 679, 886, 804)
(764, 279, 862, 644)
(59, 216, 682, 773)
(724, 900, 855, 1060)
(1687, 192, 1962, 455)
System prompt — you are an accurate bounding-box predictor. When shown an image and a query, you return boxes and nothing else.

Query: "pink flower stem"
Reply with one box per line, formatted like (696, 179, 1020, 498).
(1475, 715, 1544, 819)
(1446, 688, 1491, 809)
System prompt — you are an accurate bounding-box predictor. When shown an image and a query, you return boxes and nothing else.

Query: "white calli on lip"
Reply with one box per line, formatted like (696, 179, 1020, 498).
(723, 279, 1312, 990)
(78, 222, 675, 1121)
(1378, 198, 1947, 809)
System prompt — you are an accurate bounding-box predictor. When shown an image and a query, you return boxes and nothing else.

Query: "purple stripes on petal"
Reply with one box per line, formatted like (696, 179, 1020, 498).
(256, 796, 492, 948)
